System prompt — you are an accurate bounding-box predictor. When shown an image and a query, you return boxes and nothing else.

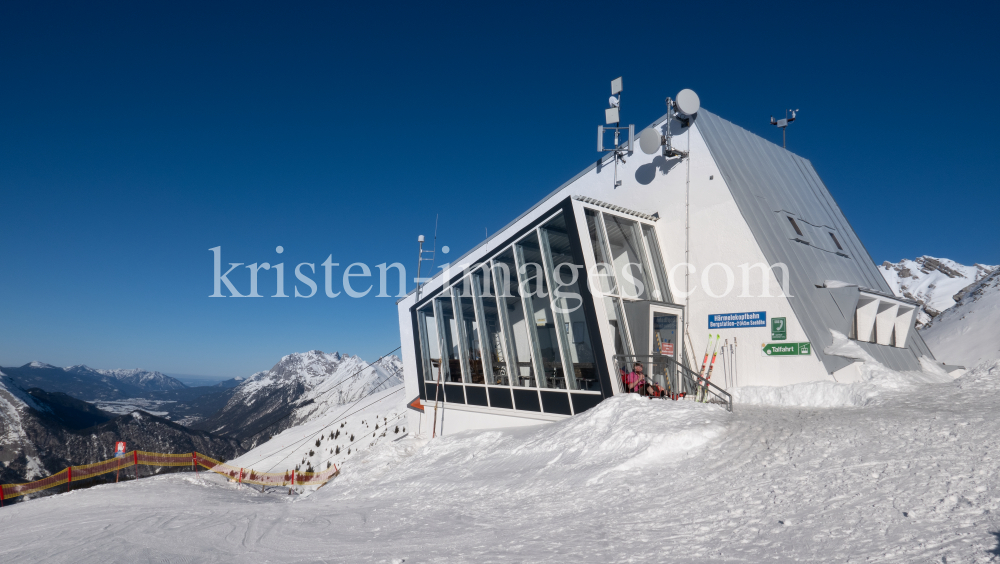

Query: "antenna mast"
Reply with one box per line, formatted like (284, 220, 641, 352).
(770, 109, 799, 149)
(414, 214, 438, 302)
(597, 77, 634, 188)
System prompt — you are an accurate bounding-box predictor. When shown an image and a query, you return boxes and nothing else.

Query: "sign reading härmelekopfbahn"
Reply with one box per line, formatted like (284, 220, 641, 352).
(761, 342, 812, 356)
(709, 311, 766, 329)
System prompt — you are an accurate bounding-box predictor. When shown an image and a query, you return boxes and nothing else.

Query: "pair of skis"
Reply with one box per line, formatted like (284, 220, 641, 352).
(696, 334, 721, 403)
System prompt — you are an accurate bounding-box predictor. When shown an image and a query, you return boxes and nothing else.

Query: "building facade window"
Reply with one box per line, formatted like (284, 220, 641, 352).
(413, 206, 609, 416)
(787, 216, 804, 237)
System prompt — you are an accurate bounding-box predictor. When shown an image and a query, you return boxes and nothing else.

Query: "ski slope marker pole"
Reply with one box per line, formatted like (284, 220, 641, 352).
(134, 451, 139, 480)
(67, 466, 72, 493)
(431, 360, 443, 438)
(721, 339, 729, 389)
(733, 337, 738, 387)
(192, 452, 198, 477)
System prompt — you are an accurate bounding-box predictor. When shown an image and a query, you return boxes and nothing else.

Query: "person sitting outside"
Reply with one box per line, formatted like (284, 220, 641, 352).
(624, 362, 667, 397)
(624, 362, 650, 395)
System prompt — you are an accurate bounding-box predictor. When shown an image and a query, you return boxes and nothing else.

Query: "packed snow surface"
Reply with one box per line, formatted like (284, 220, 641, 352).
(3, 361, 1000, 562)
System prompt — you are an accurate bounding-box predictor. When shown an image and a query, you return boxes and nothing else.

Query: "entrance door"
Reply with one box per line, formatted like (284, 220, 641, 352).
(652, 312, 678, 358)
(648, 305, 683, 396)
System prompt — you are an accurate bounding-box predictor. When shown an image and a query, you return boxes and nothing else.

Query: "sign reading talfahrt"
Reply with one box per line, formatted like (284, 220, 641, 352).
(761, 342, 811, 356)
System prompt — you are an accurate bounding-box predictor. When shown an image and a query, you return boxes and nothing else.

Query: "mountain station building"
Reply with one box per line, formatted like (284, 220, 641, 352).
(396, 95, 935, 434)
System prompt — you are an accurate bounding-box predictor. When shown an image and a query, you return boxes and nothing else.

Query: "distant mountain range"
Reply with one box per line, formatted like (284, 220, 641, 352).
(0, 351, 403, 485)
(0, 363, 187, 400)
(0, 371, 242, 487)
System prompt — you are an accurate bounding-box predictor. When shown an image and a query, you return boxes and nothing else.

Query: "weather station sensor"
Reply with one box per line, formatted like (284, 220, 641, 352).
(770, 109, 798, 148)
(637, 88, 700, 159)
(597, 77, 634, 187)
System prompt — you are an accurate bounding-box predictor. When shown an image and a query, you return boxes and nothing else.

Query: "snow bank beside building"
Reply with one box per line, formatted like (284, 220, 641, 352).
(730, 331, 953, 408)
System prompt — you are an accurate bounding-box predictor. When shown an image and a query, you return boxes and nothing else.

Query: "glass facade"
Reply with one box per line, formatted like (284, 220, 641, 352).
(602, 213, 651, 300)
(413, 203, 673, 416)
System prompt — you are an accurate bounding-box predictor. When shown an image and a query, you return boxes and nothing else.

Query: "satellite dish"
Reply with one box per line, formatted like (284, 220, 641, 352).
(639, 128, 662, 155)
(608, 95, 620, 108)
(675, 89, 700, 116)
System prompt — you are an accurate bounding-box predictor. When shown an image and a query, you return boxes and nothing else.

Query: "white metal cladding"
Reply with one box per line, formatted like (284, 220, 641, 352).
(695, 110, 935, 373)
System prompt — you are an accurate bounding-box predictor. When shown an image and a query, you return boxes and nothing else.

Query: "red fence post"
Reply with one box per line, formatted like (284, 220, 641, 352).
(1, 484, 5, 507)
(134, 451, 139, 480)
(192, 452, 199, 477)
(67, 467, 72, 493)
(238, 468, 243, 487)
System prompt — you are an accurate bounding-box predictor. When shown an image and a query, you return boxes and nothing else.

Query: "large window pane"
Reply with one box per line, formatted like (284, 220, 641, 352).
(457, 280, 485, 384)
(417, 304, 440, 382)
(434, 292, 463, 383)
(604, 295, 632, 357)
(541, 215, 600, 392)
(641, 224, 672, 303)
(603, 213, 651, 300)
(474, 270, 508, 386)
(584, 209, 617, 295)
(493, 250, 537, 388)
(515, 232, 562, 389)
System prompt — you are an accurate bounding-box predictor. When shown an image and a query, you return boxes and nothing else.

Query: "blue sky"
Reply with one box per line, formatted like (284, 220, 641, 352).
(1, 1, 997, 379)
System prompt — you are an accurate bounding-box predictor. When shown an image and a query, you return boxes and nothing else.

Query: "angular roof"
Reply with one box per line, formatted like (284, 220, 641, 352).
(696, 110, 935, 372)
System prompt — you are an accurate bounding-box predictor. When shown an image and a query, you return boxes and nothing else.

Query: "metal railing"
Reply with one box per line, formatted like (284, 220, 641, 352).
(613, 354, 733, 412)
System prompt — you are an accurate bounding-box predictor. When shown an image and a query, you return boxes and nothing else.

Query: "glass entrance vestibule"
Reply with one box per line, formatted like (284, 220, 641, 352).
(412, 198, 682, 417)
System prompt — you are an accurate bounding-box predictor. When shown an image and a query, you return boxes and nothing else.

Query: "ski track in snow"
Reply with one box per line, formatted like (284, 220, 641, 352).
(2, 362, 1000, 562)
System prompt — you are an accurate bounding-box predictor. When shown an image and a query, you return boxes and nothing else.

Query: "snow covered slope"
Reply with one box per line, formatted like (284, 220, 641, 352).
(4, 360, 1000, 562)
(193, 351, 403, 449)
(879, 256, 996, 328)
(227, 384, 405, 476)
(921, 268, 1000, 368)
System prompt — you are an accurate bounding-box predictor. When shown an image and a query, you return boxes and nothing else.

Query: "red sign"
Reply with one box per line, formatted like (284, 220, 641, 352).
(406, 396, 424, 413)
(115, 441, 127, 456)
(660, 343, 674, 356)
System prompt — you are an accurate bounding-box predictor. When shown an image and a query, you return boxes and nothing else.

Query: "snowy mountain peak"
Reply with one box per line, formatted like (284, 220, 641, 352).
(880, 256, 998, 328)
(197, 350, 404, 448)
(26, 361, 56, 369)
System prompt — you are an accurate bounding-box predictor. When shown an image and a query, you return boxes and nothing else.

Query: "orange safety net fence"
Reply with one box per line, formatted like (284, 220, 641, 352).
(1, 451, 339, 504)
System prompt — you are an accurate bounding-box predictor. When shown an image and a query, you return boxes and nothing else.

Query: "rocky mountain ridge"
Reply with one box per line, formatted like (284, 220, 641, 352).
(879, 256, 997, 328)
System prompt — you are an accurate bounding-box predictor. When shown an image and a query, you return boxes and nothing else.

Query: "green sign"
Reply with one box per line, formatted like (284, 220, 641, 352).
(771, 317, 787, 340)
(762, 342, 811, 356)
